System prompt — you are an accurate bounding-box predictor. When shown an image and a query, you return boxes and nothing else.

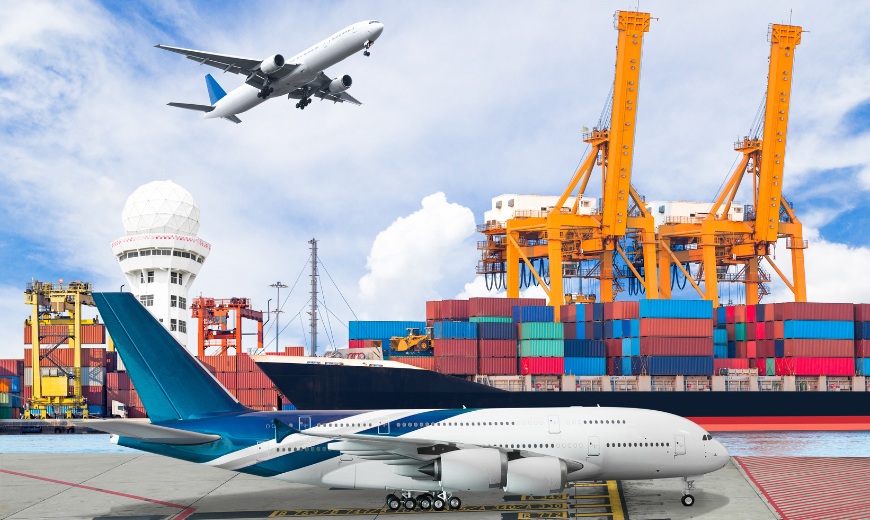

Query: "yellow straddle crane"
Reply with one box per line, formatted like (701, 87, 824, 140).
(477, 11, 659, 319)
(390, 327, 434, 353)
(24, 281, 98, 419)
(655, 24, 806, 306)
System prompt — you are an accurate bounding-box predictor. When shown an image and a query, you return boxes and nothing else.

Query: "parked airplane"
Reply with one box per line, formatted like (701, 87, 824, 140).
(92, 292, 729, 510)
(156, 20, 384, 123)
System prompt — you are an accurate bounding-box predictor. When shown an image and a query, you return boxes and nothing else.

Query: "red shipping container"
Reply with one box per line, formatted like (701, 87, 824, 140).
(127, 406, 148, 419)
(774, 302, 854, 321)
(585, 322, 594, 339)
(605, 339, 622, 357)
(238, 371, 273, 389)
(79, 386, 104, 405)
(520, 357, 564, 375)
(783, 339, 854, 358)
(714, 358, 750, 371)
(755, 322, 766, 340)
(746, 305, 757, 323)
(237, 389, 278, 407)
(747, 341, 756, 358)
(468, 298, 546, 317)
(435, 356, 477, 374)
(854, 304, 870, 322)
(22, 385, 32, 401)
(735, 341, 747, 358)
(564, 323, 576, 340)
(426, 301, 441, 321)
(639, 319, 713, 337)
(24, 324, 106, 345)
(433, 339, 477, 357)
(756, 358, 767, 376)
(775, 357, 854, 376)
(765, 321, 785, 340)
(857, 340, 870, 358)
(755, 340, 773, 358)
(639, 337, 714, 356)
(726, 324, 736, 342)
(479, 357, 517, 375)
(584, 305, 593, 322)
(441, 300, 469, 320)
(733, 306, 746, 323)
(746, 325, 756, 341)
(237, 355, 256, 372)
(216, 372, 237, 389)
(764, 304, 775, 322)
(479, 340, 517, 357)
(24, 348, 107, 368)
(726, 306, 735, 324)
(349, 340, 365, 349)
(196, 355, 236, 373)
(0, 359, 23, 377)
(392, 357, 435, 370)
(107, 372, 132, 390)
(285, 347, 304, 356)
(613, 301, 639, 320)
(559, 305, 577, 323)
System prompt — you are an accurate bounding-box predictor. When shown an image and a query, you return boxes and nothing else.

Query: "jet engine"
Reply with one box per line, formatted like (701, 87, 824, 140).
(260, 54, 285, 74)
(504, 457, 568, 495)
(419, 449, 507, 491)
(328, 75, 353, 93)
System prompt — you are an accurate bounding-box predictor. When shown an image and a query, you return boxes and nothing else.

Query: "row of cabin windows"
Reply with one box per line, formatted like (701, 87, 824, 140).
(606, 442, 670, 448)
(138, 271, 185, 285)
(278, 446, 325, 452)
(318, 420, 625, 428)
(119, 250, 204, 263)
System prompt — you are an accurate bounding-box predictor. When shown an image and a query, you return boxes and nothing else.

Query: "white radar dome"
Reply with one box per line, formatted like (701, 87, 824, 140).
(122, 180, 201, 236)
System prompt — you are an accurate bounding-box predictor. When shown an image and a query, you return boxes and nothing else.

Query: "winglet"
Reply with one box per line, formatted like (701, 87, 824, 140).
(205, 74, 227, 105)
(273, 418, 299, 443)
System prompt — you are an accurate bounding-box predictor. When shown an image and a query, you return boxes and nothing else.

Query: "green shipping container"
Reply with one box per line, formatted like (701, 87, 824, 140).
(519, 340, 564, 357)
(765, 358, 775, 376)
(470, 316, 513, 323)
(520, 322, 564, 340)
(0, 407, 15, 419)
(735, 323, 747, 342)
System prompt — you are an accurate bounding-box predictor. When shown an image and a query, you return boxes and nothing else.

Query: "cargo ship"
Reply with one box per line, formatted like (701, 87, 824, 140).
(252, 355, 870, 432)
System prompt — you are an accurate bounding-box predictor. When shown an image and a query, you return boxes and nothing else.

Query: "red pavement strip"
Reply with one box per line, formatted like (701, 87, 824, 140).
(0, 469, 197, 519)
(735, 457, 870, 520)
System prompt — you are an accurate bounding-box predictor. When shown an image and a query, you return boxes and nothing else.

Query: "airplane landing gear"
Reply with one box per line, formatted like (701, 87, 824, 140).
(363, 40, 373, 57)
(257, 86, 274, 99)
(385, 494, 400, 511)
(681, 477, 696, 506)
(681, 494, 695, 506)
(295, 98, 312, 110)
(386, 491, 459, 511)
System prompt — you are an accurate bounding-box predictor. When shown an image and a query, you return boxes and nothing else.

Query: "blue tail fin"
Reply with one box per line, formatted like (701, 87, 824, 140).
(93, 293, 247, 422)
(205, 74, 227, 105)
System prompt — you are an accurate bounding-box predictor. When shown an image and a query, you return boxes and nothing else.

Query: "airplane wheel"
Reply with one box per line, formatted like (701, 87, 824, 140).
(432, 497, 445, 511)
(448, 496, 461, 509)
(418, 494, 433, 510)
(403, 497, 417, 510)
(681, 494, 694, 507)
(364, 51, 370, 56)
(386, 494, 400, 510)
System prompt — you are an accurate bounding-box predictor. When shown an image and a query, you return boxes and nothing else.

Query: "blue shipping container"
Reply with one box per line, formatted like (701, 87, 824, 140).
(714, 329, 728, 345)
(622, 357, 632, 376)
(621, 320, 632, 338)
(576, 304, 589, 323)
(716, 307, 727, 324)
(433, 321, 477, 339)
(856, 322, 870, 340)
(349, 321, 427, 340)
(592, 322, 604, 340)
(755, 305, 766, 322)
(783, 320, 853, 340)
(646, 356, 714, 375)
(87, 405, 104, 416)
(1, 376, 21, 393)
(631, 338, 640, 356)
(613, 320, 623, 339)
(478, 322, 517, 340)
(564, 357, 607, 376)
(775, 339, 784, 358)
(728, 341, 736, 358)
(630, 319, 640, 338)
(592, 304, 604, 321)
(713, 344, 728, 358)
(639, 299, 714, 319)
(575, 323, 587, 340)
(857, 358, 870, 376)
(513, 305, 553, 323)
(621, 338, 631, 356)
(564, 339, 606, 357)
(282, 404, 298, 410)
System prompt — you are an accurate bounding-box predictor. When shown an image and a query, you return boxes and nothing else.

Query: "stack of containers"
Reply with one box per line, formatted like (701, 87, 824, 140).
(637, 300, 714, 376)
(772, 303, 854, 376)
(856, 304, 870, 376)
(197, 354, 282, 411)
(107, 371, 143, 417)
(23, 347, 111, 416)
(433, 320, 477, 375)
(0, 359, 22, 419)
(716, 305, 752, 372)
(516, 306, 564, 375)
(611, 302, 640, 377)
(348, 320, 427, 359)
(478, 320, 518, 375)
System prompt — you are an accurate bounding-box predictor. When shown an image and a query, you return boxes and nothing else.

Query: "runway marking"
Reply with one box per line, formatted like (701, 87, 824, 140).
(0, 469, 197, 519)
(519, 495, 568, 501)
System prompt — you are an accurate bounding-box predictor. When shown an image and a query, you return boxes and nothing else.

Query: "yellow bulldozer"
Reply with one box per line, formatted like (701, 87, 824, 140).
(390, 327, 434, 353)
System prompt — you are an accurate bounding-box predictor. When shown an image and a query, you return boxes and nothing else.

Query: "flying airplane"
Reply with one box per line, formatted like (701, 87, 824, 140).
(156, 20, 384, 123)
(92, 292, 729, 510)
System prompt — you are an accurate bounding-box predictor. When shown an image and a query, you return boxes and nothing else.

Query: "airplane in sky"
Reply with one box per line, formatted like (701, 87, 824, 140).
(156, 20, 384, 123)
(92, 292, 729, 510)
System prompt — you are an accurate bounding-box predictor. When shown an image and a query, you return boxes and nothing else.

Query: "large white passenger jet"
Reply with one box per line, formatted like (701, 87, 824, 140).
(157, 20, 384, 123)
(92, 293, 729, 510)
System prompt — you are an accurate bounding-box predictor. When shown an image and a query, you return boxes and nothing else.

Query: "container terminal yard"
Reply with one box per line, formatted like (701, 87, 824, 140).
(3, 9, 870, 520)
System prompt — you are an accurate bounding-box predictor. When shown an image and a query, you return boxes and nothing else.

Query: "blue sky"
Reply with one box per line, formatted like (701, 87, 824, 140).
(1, 0, 870, 358)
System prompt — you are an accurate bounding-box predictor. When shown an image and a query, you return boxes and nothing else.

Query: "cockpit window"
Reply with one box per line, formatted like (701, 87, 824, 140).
(369, 21, 380, 24)
(702, 434, 713, 440)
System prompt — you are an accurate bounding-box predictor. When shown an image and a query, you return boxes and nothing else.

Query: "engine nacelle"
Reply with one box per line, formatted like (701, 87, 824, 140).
(329, 75, 353, 94)
(504, 457, 568, 495)
(421, 449, 507, 491)
(260, 54, 285, 75)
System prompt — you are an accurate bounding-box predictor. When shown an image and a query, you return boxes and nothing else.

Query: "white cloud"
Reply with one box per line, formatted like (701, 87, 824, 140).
(358, 192, 476, 319)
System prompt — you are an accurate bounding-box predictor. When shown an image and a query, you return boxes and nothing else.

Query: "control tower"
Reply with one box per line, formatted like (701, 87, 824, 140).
(111, 180, 210, 350)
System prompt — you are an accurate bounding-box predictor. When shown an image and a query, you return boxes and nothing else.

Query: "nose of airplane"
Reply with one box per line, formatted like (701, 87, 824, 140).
(371, 22, 384, 39)
(713, 440, 730, 468)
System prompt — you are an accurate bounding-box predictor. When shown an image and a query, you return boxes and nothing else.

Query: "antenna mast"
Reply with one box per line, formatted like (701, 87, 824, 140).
(268, 281, 287, 353)
(309, 239, 317, 357)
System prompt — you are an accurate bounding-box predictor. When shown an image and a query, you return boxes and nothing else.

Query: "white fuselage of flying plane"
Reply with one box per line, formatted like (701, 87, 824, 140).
(207, 21, 383, 119)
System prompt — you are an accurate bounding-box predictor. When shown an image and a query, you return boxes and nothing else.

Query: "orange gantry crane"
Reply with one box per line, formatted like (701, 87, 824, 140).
(477, 11, 659, 318)
(655, 24, 806, 306)
(190, 297, 264, 356)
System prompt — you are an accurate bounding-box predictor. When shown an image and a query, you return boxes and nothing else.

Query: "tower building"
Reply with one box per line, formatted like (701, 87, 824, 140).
(111, 180, 210, 350)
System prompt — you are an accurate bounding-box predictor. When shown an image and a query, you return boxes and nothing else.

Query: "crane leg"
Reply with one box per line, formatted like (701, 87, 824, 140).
(547, 237, 565, 316)
(641, 226, 659, 299)
(506, 233, 520, 298)
(702, 237, 718, 306)
(791, 243, 807, 302)
(658, 238, 672, 299)
(600, 251, 614, 302)
(746, 257, 759, 305)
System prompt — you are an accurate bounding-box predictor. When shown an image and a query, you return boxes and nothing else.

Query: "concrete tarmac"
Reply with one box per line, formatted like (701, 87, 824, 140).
(0, 453, 778, 520)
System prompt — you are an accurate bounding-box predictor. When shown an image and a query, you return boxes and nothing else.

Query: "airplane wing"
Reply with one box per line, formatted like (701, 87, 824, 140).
(155, 44, 300, 88)
(290, 72, 362, 106)
(94, 420, 222, 445)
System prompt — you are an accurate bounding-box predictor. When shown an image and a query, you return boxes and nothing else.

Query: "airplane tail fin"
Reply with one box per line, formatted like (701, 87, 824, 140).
(93, 292, 248, 422)
(205, 74, 227, 105)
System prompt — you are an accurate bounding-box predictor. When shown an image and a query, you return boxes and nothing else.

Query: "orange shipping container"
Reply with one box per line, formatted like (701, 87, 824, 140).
(216, 372, 237, 389)
(24, 348, 107, 367)
(237, 354, 256, 372)
(392, 356, 435, 370)
(107, 372, 132, 391)
(285, 347, 304, 356)
(24, 324, 105, 344)
(196, 355, 236, 373)
(238, 371, 272, 389)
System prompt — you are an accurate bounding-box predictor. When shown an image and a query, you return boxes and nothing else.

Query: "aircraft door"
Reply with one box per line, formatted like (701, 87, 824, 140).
(256, 442, 270, 461)
(299, 416, 311, 430)
(548, 415, 561, 434)
(587, 436, 600, 456)
(378, 419, 390, 435)
(675, 435, 686, 455)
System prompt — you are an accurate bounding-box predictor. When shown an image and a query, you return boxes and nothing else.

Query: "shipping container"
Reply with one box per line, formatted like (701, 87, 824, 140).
(519, 340, 564, 358)
(285, 347, 304, 356)
(559, 305, 577, 323)
(775, 357, 854, 376)
(855, 322, 870, 340)
(754, 322, 766, 341)
(856, 340, 870, 358)
(591, 322, 603, 340)
(435, 356, 477, 375)
(716, 307, 727, 325)
(478, 357, 517, 375)
(433, 339, 477, 357)
(765, 321, 785, 340)
(746, 305, 757, 323)
(478, 340, 517, 357)
(563, 357, 606, 376)
(782, 339, 855, 358)
(23, 324, 106, 345)
(237, 389, 278, 407)
(638, 337, 714, 356)
(0, 359, 23, 377)
(512, 305, 554, 323)
(237, 355, 257, 372)
(645, 356, 714, 375)
(563, 322, 576, 340)
(734, 306, 746, 323)
(520, 357, 564, 375)
(639, 299, 713, 319)
(238, 371, 273, 389)
(747, 324, 756, 341)
(468, 298, 547, 317)
(713, 344, 728, 359)
(726, 306, 735, 324)
(605, 339, 622, 357)
(0, 376, 21, 393)
(349, 340, 365, 349)
(783, 320, 853, 340)
(433, 321, 477, 340)
(756, 358, 766, 376)
(728, 341, 736, 358)
(713, 329, 728, 345)
(854, 304, 870, 322)
(774, 302, 854, 322)
(755, 304, 766, 322)
(440, 300, 469, 320)
(196, 355, 237, 373)
(714, 358, 750, 372)
(606, 320, 623, 339)
(392, 356, 436, 370)
(216, 372, 237, 389)
(107, 371, 132, 390)
(520, 322, 564, 340)
(24, 348, 109, 368)
(426, 301, 440, 321)
(735, 323, 747, 341)
(857, 358, 870, 376)
(564, 339, 606, 358)
(348, 321, 427, 340)
(774, 340, 784, 358)
(639, 319, 714, 338)
(477, 323, 517, 340)
(469, 316, 513, 323)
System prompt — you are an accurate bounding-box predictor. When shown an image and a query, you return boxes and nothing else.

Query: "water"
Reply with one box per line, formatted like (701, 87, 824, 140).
(1, 431, 868, 456)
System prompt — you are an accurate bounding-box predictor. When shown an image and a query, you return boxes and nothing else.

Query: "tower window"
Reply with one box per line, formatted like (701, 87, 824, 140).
(171, 295, 178, 308)
(139, 294, 154, 307)
(179, 297, 187, 310)
(140, 272, 144, 283)
(171, 272, 183, 285)
(147, 271, 154, 283)
(179, 320, 187, 333)
(170, 319, 177, 331)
